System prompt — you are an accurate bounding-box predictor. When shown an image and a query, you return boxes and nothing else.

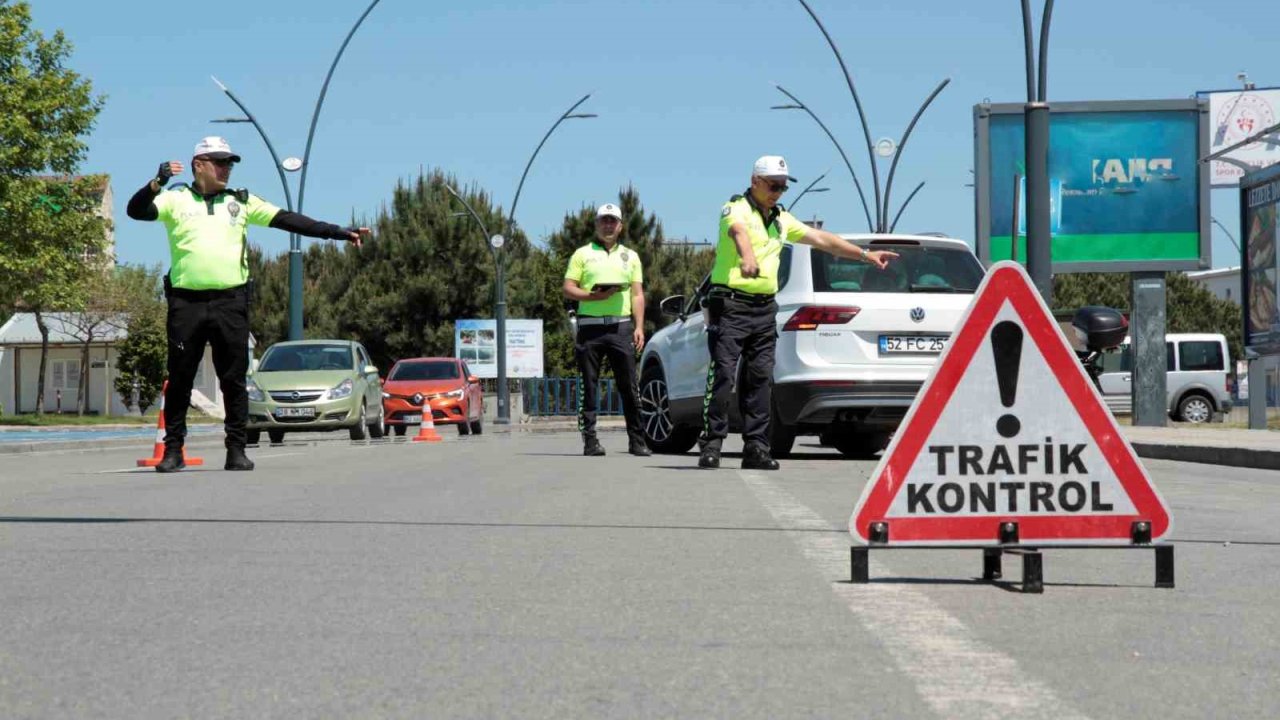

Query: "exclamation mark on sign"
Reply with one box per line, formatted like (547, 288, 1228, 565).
(991, 320, 1024, 438)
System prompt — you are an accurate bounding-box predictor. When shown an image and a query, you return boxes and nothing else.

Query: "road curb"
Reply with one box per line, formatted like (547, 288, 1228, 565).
(1130, 443, 1280, 471)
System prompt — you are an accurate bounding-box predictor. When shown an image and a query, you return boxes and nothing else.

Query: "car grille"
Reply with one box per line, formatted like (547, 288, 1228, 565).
(276, 415, 317, 424)
(270, 391, 324, 403)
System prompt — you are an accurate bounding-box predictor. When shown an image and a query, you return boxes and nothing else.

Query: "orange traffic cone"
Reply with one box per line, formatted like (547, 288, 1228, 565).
(412, 402, 443, 443)
(137, 380, 205, 467)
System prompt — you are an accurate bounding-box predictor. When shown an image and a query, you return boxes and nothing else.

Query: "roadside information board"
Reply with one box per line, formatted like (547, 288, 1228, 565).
(849, 262, 1172, 545)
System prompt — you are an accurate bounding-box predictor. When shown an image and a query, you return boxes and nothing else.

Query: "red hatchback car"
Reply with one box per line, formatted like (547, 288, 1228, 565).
(381, 357, 485, 436)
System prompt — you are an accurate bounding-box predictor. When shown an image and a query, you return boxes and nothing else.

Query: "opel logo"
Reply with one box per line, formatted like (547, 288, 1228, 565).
(910, 307, 925, 323)
(412, 393, 425, 406)
(290, 391, 301, 401)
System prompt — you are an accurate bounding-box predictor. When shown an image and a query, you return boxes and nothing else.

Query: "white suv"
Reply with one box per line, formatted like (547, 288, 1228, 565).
(638, 234, 985, 458)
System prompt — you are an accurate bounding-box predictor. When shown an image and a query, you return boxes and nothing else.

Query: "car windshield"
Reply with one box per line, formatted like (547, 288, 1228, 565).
(390, 361, 460, 381)
(811, 244, 985, 294)
(258, 344, 353, 372)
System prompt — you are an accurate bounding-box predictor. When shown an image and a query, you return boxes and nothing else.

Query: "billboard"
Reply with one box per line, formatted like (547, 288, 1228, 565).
(974, 99, 1210, 273)
(1241, 164, 1280, 356)
(1197, 87, 1280, 187)
(454, 319, 544, 379)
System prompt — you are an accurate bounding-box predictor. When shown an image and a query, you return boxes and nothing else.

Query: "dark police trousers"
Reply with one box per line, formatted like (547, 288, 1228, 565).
(164, 281, 250, 451)
(575, 318, 645, 445)
(699, 294, 778, 453)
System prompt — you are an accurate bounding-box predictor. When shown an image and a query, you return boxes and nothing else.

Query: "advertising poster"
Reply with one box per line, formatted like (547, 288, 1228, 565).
(975, 100, 1209, 273)
(1198, 87, 1280, 187)
(1242, 166, 1280, 355)
(455, 319, 544, 378)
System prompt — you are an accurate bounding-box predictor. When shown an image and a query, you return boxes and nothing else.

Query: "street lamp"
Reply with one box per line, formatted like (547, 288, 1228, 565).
(788, 171, 830, 213)
(1211, 216, 1242, 258)
(771, 87, 873, 232)
(450, 94, 597, 425)
(213, 0, 383, 341)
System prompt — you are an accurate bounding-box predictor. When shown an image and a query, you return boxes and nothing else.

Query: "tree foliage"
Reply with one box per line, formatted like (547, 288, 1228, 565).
(0, 0, 103, 181)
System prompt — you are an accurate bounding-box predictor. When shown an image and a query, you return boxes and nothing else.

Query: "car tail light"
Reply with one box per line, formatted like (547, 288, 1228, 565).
(783, 305, 861, 331)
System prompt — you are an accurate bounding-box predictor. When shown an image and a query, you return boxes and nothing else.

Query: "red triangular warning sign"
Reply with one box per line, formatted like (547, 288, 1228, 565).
(849, 261, 1171, 545)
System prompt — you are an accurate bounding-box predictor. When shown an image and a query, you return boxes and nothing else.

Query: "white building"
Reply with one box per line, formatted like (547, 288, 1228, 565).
(1185, 266, 1241, 303)
(0, 313, 229, 417)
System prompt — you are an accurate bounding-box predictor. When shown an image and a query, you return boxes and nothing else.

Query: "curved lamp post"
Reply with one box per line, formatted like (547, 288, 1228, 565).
(772, 86, 873, 232)
(214, 0, 383, 340)
(788, 171, 830, 214)
(448, 94, 596, 425)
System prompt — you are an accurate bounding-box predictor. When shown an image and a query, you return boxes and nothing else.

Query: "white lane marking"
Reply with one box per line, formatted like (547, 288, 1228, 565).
(740, 471, 1090, 720)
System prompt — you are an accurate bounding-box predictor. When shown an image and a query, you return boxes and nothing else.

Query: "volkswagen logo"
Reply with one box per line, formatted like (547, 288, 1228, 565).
(412, 393, 425, 406)
(910, 307, 926, 323)
(290, 391, 301, 401)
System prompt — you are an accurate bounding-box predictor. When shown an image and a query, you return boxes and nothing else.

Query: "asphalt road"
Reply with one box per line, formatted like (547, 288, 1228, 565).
(0, 430, 1277, 718)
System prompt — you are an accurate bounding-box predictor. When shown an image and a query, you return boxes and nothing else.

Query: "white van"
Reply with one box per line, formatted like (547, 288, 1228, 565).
(1096, 333, 1233, 423)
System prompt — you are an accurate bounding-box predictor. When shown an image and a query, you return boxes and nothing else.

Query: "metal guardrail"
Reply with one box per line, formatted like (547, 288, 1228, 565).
(521, 378, 624, 417)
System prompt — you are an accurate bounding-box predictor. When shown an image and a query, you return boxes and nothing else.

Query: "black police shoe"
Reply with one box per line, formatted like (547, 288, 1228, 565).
(697, 448, 720, 469)
(741, 446, 780, 471)
(225, 447, 255, 471)
(154, 448, 186, 473)
(628, 440, 652, 457)
(584, 439, 606, 457)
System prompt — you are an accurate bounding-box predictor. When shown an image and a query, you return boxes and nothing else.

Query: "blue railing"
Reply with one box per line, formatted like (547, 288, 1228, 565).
(521, 377, 624, 417)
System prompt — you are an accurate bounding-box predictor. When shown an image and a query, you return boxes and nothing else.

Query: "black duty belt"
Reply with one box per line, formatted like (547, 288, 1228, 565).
(708, 285, 775, 306)
(167, 283, 247, 301)
(576, 315, 632, 327)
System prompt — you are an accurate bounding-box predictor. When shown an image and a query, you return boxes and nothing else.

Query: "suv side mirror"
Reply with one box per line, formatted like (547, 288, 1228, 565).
(659, 295, 686, 318)
(467, 375, 479, 384)
(363, 365, 378, 375)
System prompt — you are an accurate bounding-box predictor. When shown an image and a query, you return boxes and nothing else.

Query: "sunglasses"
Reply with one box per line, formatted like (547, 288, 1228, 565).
(201, 157, 236, 168)
(761, 179, 789, 193)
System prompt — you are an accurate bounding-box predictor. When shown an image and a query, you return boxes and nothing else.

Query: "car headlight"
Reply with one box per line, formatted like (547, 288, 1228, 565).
(381, 391, 391, 399)
(246, 380, 265, 402)
(327, 378, 354, 400)
(444, 388, 464, 399)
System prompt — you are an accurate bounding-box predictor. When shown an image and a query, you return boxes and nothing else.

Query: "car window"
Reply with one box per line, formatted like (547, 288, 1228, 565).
(259, 344, 353, 372)
(1166, 342, 1175, 371)
(1100, 346, 1131, 373)
(777, 244, 793, 292)
(1179, 341, 1224, 371)
(684, 274, 711, 316)
(390, 361, 461, 381)
(810, 244, 984, 294)
(357, 346, 371, 370)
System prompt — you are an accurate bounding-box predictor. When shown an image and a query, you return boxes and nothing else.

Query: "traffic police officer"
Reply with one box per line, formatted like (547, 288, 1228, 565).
(697, 156, 897, 470)
(562, 203, 651, 457)
(126, 136, 367, 473)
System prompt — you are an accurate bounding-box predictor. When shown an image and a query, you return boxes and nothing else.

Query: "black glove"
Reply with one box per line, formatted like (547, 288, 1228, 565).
(154, 162, 174, 187)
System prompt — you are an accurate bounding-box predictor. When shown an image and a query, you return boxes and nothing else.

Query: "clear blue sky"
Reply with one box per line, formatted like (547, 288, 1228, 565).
(34, 0, 1274, 271)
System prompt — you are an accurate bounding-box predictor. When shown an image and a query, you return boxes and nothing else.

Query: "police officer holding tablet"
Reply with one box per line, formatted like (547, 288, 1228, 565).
(127, 136, 367, 473)
(697, 155, 897, 470)
(562, 203, 650, 457)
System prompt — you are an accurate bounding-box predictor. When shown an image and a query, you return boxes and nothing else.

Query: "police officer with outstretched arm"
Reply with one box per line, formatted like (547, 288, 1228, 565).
(697, 156, 897, 470)
(562, 203, 651, 457)
(126, 137, 367, 473)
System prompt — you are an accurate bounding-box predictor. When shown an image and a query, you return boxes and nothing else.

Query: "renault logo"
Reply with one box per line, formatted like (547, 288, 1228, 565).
(412, 393, 425, 405)
(910, 307, 925, 323)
